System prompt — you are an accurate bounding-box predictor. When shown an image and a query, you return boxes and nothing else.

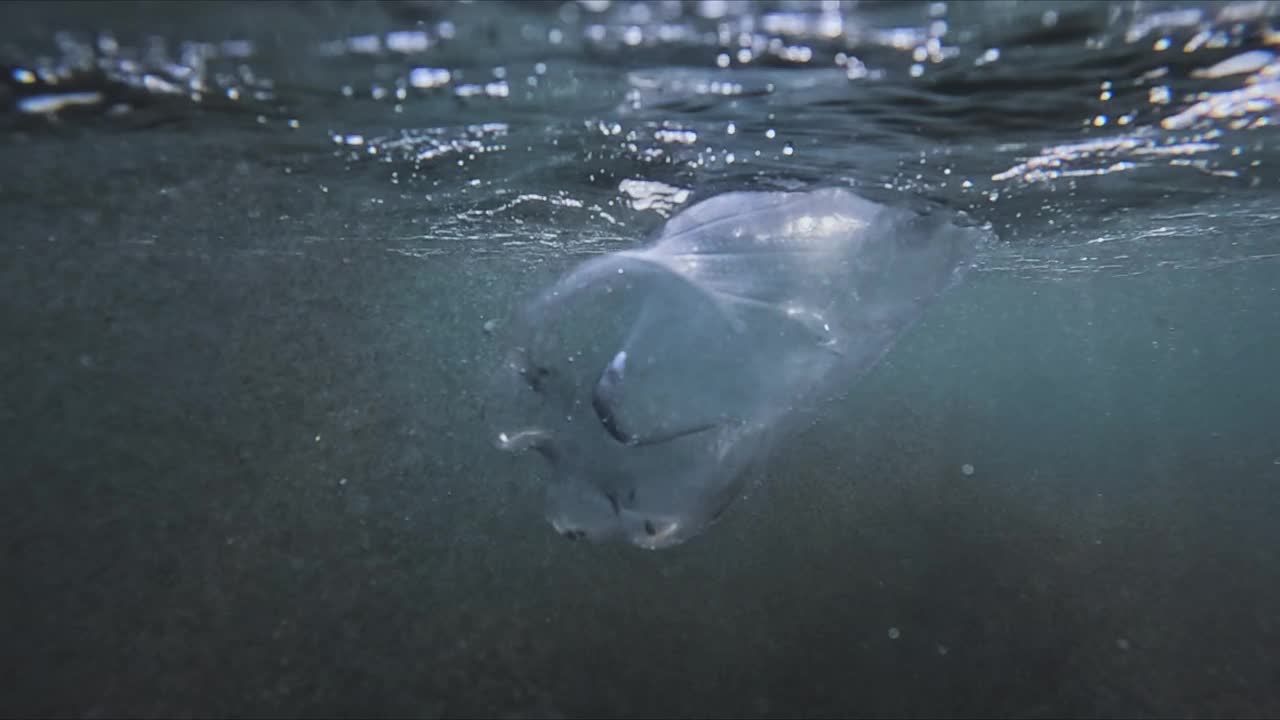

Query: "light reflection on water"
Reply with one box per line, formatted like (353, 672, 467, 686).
(5, 2, 1278, 250)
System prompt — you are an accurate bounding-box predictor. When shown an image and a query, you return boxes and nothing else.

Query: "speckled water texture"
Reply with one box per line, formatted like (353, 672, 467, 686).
(2, 1, 1279, 717)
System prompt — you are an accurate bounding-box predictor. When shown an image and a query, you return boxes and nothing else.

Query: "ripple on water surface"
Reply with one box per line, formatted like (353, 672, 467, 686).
(2, 0, 1278, 274)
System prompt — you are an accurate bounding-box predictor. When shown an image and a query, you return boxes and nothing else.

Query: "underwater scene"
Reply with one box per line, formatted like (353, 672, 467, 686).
(2, 0, 1279, 717)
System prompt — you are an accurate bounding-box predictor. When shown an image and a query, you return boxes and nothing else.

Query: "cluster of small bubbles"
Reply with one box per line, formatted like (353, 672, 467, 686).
(905, 16, 957, 79)
(595, 121, 624, 137)
(409, 67, 451, 89)
(566, 0, 983, 80)
(702, 80, 743, 95)
(331, 124, 510, 174)
(654, 128, 698, 145)
(776, 45, 814, 64)
(317, 24, 455, 58)
(837, 53, 874, 80)
(338, 61, 529, 106)
(7, 31, 286, 119)
(454, 81, 509, 99)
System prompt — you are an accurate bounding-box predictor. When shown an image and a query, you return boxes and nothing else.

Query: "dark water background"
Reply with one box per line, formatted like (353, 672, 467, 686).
(2, 0, 1279, 717)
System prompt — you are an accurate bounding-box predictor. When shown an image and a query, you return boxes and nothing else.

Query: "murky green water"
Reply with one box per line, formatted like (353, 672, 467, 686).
(2, 1, 1279, 717)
